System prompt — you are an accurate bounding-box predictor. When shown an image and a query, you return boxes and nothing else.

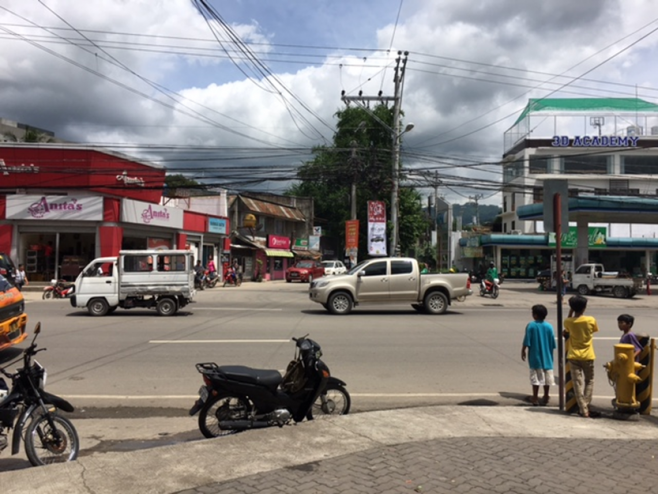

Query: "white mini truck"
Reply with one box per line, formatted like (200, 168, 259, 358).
(70, 250, 195, 316)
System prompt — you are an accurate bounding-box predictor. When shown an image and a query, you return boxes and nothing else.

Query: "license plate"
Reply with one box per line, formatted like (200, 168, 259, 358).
(198, 386, 208, 402)
(7, 322, 20, 341)
(291, 273, 299, 277)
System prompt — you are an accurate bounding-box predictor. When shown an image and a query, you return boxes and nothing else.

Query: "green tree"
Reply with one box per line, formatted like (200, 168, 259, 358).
(164, 174, 202, 196)
(288, 105, 427, 259)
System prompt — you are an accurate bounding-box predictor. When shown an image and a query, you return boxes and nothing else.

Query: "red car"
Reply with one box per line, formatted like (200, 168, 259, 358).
(286, 260, 325, 283)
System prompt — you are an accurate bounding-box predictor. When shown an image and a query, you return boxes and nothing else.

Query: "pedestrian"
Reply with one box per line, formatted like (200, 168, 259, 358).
(521, 304, 556, 406)
(563, 295, 600, 418)
(561, 271, 570, 301)
(207, 256, 217, 280)
(617, 314, 643, 361)
(14, 264, 28, 291)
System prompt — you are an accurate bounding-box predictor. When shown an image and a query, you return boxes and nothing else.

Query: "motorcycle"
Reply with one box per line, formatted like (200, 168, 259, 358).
(189, 335, 350, 438)
(222, 268, 241, 288)
(0, 322, 79, 466)
(42, 279, 75, 300)
(480, 278, 500, 299)
(204, 270, 219, 289)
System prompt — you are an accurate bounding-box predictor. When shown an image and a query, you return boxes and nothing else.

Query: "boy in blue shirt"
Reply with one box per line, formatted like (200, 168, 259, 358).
(521, 304, 556, 406)
(618, 314, 643, 361)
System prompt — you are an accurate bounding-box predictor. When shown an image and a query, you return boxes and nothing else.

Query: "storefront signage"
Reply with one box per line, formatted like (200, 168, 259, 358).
(267, 235, 291, 249)
(548, 226, 607, 249)
(367, 201, 387, 256)
(0, 160, 39, 175)
(208, 217, 227, 234)
(122, 199, 183, 229)
(308, 235, 320, 250)
(463, 246, 483, 258)
(551, 136, 639, 147)
(116, 170, 145, 187)
(345, 220, 359, 249)
(294, 238, 309, 250)
(6, 195, 103, 220)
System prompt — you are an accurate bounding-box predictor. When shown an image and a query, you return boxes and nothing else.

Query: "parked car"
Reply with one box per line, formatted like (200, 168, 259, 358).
(286, 260, 325, 283)
(0, 253, 17, 286)
(321, 260, 347, 276)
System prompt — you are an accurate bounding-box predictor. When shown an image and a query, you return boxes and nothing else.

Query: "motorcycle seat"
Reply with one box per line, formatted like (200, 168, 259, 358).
(216, 365, 283, 389)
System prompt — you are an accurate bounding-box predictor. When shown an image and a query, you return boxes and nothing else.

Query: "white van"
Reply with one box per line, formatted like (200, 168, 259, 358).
(70, 250, 195, 316)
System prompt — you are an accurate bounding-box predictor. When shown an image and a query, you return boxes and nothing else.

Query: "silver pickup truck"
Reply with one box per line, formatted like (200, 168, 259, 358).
(308, 257, 472, 315)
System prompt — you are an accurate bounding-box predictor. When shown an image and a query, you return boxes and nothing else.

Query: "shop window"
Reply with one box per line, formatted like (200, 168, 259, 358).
(511, 221, 516, 231)
(511, 193, 516, 212)
(391, 260, 413, 275)
(503, 223, 507, 233)
(124, 255, 153, 272)
(503, 196, 507, 213)
(363, 261, 387, 276)
(503, 160, 524, 182)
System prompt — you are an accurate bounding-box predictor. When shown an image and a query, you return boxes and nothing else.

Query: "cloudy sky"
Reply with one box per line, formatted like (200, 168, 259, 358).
(1, 0, 658, 204)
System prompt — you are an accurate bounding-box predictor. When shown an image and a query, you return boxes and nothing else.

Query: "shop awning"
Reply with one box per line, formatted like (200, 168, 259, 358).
(265, 249, 294, 258)
(292, 249, 322, 260)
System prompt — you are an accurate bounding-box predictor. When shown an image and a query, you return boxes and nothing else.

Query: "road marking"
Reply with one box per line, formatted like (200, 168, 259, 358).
(149, 339, 290, 344)
(194, 307, 282, 311)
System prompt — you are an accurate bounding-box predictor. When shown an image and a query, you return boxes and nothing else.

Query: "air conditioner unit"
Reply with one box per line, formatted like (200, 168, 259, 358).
(511, 230, 522, 235)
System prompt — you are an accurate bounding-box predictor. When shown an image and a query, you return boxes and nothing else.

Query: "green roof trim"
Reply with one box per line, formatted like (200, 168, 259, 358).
(513, 98, 658, 126)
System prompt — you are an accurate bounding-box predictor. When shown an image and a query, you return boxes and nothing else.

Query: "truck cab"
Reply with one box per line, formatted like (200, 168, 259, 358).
(0, 275, 27, 352)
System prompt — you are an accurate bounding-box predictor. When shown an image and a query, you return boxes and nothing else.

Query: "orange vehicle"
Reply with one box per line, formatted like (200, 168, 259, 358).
(0, 275, 27, 352)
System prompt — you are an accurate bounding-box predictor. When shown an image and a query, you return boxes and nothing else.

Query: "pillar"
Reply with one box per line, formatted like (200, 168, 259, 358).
(177, 233, 188, 250)
(575, 217, 589, 268)
(99, 226, 123, 258)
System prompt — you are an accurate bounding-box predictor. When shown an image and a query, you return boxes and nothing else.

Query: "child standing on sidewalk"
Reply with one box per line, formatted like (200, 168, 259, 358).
(618, 314, 643, 361)
(521, 304, 556, 406)
(563, 295, 599, 418)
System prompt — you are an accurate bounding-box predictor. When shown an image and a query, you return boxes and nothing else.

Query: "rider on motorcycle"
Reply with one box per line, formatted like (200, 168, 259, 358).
(486, 262, 499, 285)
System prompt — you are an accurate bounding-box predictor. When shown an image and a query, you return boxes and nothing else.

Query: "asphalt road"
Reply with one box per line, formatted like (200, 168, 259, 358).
(2, 282, 648, 417)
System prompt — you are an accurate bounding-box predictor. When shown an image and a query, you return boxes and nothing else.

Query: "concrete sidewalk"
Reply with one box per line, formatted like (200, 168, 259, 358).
(2, 405, 658, 493)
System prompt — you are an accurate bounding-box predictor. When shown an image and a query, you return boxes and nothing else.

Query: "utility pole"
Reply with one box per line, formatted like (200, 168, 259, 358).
(341, 51, 409, 257)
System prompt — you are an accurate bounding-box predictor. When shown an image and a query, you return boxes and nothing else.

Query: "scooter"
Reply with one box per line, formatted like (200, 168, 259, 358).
(42, 279, 75, 300)
(480, 278, 500, 299)
(222, 268, 241, 287)
(189, 335, 350, 438)
(204, 270, 219, 289)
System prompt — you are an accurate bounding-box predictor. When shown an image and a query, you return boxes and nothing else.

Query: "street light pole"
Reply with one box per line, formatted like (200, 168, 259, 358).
(390, 51, 408, 257)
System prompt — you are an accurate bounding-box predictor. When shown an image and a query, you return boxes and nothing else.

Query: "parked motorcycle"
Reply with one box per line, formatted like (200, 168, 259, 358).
(204, 270, 219, 289)
(480, 278, 500, 299)
(0, 322, 79, 466)
(189, 335, 350, 438)
(42, 279, 75, 300)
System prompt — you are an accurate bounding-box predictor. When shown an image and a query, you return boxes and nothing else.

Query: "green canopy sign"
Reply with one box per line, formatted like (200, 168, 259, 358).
(548, 227, 606, 249)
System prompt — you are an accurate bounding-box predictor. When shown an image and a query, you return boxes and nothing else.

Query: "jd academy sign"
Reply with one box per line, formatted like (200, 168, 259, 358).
(551, 135, 639, 147)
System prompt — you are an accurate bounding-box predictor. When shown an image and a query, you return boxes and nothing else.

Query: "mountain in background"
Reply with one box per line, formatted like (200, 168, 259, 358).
(453, 203, 501, 226)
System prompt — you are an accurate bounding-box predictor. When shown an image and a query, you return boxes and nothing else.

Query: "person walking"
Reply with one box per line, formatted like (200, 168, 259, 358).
(14, 264, 28, 291)
(521, 304, 556, 406)
(563, 295, 600, 418)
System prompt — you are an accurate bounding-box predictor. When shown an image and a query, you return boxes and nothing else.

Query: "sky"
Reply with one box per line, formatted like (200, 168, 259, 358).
(1, 0, 658, 205)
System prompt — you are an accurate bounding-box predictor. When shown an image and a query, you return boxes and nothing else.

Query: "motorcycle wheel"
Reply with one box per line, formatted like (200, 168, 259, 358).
(25, 413, 79, 466)
(42, 290, 54, 300)
(492, 286, 499, 299)
(307, 383, 351, 420)
(198, 393, 251, 439)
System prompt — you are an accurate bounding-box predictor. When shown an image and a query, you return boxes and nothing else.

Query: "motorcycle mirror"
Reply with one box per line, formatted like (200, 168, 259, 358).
(34, 322, 41, 335)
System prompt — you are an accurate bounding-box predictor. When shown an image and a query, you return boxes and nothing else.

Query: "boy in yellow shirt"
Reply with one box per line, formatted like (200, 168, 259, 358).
(563, 295, 600, 418)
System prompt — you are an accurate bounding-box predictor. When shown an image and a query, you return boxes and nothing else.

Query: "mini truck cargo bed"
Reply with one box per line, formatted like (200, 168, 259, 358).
(309, 257, 472, 315)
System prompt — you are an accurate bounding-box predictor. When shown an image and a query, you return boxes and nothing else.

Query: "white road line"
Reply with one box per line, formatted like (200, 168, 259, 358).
(193, 307, 282, 311)
(149, 339, 290, 344)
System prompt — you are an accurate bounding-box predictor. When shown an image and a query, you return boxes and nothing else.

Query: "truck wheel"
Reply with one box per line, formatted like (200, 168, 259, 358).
(156, 298, 178, 316)
(327, 292, 353, 315)
(424, 291, 448, 315)
(88, 298, 109, 317)
(577, 285, 589, 295)
(613, 286, 627, 298)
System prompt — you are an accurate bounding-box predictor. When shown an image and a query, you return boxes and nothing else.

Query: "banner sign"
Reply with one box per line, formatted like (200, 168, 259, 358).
(308, 235, 320, 250)
(267, 235, 291, 249)
(551, 135, 639, 148)
(208, 217, 227, 234)
(548, 226, 607, 248)
(122, 199, 184, 229)
(345, 220, 359, 249)
(294, 238, 309, 250)
(6, 195, 103, 221)
(367, 201, 387, 256)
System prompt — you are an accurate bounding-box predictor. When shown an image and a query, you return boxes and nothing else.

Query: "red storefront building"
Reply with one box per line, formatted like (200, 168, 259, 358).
(0, 144, 229, 281)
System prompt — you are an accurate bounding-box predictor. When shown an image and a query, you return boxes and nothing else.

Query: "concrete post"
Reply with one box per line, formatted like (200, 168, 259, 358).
(575, 217, 589, 268)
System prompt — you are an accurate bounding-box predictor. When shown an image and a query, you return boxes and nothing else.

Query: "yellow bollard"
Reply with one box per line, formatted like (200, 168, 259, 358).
(604, 343, 644, 411)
